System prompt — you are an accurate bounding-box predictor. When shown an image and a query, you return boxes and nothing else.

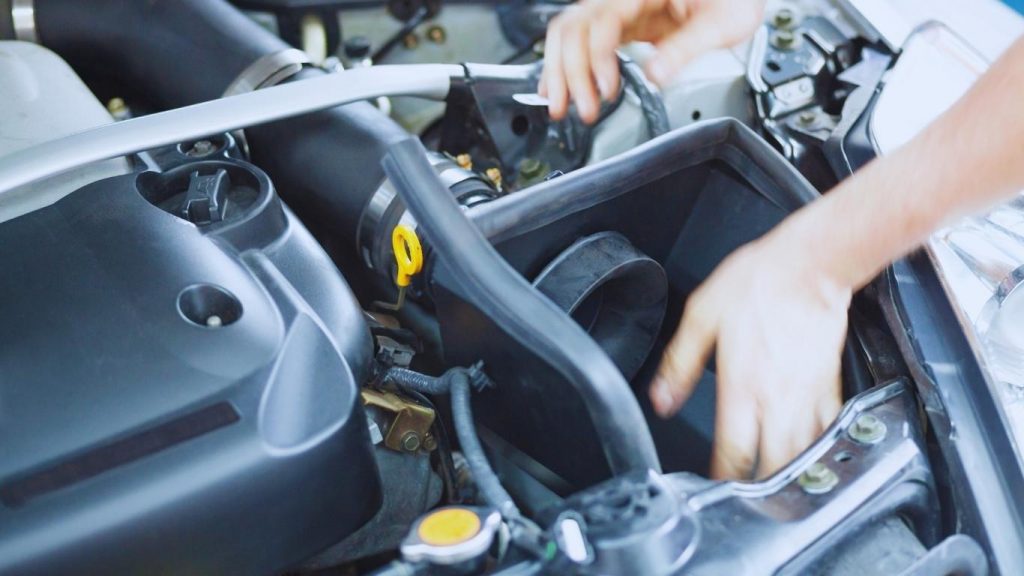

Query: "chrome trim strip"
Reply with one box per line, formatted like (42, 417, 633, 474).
(222, 48, 312, 97)
(0, 64, 464, 198)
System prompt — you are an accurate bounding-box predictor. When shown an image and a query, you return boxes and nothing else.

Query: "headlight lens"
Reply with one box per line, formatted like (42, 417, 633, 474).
(872, 24, 1024, 452)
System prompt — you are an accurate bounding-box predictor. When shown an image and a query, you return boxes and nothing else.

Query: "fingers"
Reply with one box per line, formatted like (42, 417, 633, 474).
(542, 16, 569, 120)
(817, 377, 842, 431)
(758, 371, 842, 479)
(757, 392, 820, 479)
(559, 14, 601, 123)
(588, 11, 622, 101)
(710, 359, 759, 480)
(650, 289, 717, 417)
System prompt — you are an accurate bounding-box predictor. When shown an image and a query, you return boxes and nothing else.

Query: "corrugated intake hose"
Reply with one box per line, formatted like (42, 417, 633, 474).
(381, 137, 662, 476)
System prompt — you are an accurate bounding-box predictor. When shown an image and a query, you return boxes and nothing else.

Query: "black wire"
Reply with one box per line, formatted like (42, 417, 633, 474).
(403, 389, 460, 504)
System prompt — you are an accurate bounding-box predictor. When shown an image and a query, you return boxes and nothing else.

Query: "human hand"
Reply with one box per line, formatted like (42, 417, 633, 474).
(649, 233, 849, 480)
(540, 0, 766, 123)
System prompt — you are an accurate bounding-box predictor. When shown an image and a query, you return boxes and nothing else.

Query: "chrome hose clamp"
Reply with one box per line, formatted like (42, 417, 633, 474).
(222, 48, 311, 97)
(12, 0, 37, 43)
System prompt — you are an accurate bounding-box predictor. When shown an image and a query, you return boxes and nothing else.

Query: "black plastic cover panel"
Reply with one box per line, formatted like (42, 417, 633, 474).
(0, 161, 379, 575)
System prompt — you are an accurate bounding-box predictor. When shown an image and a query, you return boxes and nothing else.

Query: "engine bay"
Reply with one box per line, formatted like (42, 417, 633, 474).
(0, 1, 1005, 574)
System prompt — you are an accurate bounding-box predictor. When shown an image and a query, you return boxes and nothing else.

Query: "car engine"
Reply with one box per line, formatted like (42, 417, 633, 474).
(0, 0, 1009, 574)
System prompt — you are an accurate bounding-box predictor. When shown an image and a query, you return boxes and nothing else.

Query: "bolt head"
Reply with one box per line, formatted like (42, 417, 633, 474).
(187, 140, 216, 157)
(518, 158, 543, 179)
(426, 25, 446, 44)
(772, 8, 795, 28)
(771, 29, 798, 51)
(798, 110, 817, 125)
(403, 33, 419, 50)
(798, 461, 838, 494)
(849, 413, 887, 444)
(401, 431, 421, 452)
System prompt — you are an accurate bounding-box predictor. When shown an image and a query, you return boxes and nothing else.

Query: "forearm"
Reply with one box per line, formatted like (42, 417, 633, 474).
(772, 35, 1024, 291)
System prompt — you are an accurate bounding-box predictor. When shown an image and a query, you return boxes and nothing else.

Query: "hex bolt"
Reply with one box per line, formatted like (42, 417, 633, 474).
(186, 140, 216, 157)
(107, 97, 128, 119)
(798, 110, 817, 125)
(401, 431, 421, 452)
(798, 461, 839, 494)
(518, 157, 544, 180)
(426, 25, 446, 44)
(772, 8, 795, 29)
(485, 167, 503, 188)
(771, 29, 797, 51)
(455, 153, 473, 170)
(848, 413, 887, 445)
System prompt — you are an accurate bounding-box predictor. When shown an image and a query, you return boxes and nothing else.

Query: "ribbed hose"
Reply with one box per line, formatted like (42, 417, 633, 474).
(383, 367, 454, 396)
(619, 54, 670, 138)
(449, 370, 521, 521)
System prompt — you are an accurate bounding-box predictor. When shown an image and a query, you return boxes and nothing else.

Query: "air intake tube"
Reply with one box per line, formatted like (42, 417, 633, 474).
(12, 0, 413, 277)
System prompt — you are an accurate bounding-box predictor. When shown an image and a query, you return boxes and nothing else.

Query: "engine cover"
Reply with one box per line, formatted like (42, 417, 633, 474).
(0, 160, 379, 575)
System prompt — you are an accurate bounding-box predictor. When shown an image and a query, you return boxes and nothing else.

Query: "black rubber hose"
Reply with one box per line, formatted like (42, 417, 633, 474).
(384, 367, 452, 395)
(27, 0, 409, 261)
(34, 0, 282, 108)
(382, 138, 661, 476)
(619, 54, 670, 138)
(450, 370, 522, 521)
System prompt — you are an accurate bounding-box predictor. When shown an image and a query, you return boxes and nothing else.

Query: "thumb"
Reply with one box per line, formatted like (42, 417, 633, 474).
(644, 13, 724, 85)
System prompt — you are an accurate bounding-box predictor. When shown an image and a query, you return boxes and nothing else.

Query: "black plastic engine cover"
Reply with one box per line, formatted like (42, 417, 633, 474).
(0, 160, 379, 575)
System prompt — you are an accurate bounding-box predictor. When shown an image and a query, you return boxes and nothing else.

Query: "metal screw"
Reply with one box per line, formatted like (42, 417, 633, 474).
(455, 153, 473, 170)
(401, 431, 421, 452)
(772, 8, 795, 29)
(848, 413, 887, 444)
(771, 29, 798, 51)
(106, 97, 128, 119)
(205, 315, 223, 328)
(423, 434, 438, 451)
(798, 461, 839, 494)
(798, 110, 817, 125)
(485, 167, 503, 188)
(426, 24, 446, 44)
(403, 32, 420, 50)
(186, 140, 217, 157)
(518, 157, 544, 180)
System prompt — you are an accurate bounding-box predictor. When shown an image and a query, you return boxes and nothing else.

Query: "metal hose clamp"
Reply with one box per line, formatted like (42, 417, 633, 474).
(11, 0, 36, 43)
(222, 48, 311, 97)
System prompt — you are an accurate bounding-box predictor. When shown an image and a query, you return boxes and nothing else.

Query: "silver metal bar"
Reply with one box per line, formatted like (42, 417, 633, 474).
(11, 0, 37, 43)
(0, 64, 464, 199)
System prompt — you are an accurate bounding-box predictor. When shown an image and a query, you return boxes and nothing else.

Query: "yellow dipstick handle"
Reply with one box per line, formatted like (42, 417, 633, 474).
(392, 224, 423, 288)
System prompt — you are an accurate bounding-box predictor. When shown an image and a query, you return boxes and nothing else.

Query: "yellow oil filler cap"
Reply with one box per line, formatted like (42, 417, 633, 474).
(400, 506, 501, 566)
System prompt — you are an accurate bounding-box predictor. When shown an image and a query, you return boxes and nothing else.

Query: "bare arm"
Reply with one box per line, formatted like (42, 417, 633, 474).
(792, 36, 1024, 293)
(652, 35, 1024, 479)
